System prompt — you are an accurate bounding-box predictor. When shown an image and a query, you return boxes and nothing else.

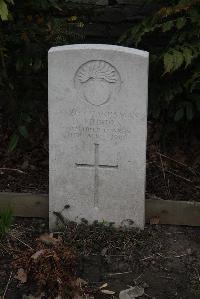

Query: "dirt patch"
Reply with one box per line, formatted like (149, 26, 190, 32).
(0, 218, 200, 298)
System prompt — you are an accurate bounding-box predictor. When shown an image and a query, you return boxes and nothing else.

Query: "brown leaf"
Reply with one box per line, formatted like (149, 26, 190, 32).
(150, 216, 160, 225)
(99, 283, 108, 289)
(31, 249, 46, 260)
(101, 289, 115, 295)
(15, 268, 27, 283)
(75, 278, 87, 287)
(119, 286, 144, 299)
(38, 233, 61, 245)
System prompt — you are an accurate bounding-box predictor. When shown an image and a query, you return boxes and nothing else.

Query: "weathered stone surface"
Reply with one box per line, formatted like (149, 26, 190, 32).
(48, 44, 148, 229)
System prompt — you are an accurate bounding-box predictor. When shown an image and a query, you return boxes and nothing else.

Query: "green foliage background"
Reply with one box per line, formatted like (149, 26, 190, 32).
(0, 0, 84, 150)
(120, 0, 200, 141)
(0, 0, 200, 150)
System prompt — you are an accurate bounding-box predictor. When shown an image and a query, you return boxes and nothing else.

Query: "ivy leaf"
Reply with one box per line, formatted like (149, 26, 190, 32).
(0, 0, 9, 21)
(164, 53, 174, 73)
(8, 133, 19, 152)
(172, 49, 184, 71)
(162, 20, 174, 32)
(48, 0, 62, 11)
(174, 108, 184, 122)
(176, 17, 186, 30)
(182, 47, 193, 68)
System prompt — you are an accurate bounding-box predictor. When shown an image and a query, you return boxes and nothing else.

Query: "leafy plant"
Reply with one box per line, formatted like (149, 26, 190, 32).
(0, 207, 12, 238)
(0, 0, 85, 151)
(0, 0, 14, 21)
(120, 0, 200, 139)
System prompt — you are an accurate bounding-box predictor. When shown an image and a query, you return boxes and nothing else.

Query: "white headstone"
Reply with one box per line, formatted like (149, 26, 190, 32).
(48, 44, 149, 229)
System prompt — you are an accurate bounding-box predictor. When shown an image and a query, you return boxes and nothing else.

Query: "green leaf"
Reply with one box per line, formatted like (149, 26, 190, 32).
(163, 53, 174, 73)
(18, 125, 28, 138)
(176, 17, 186, 30)
(0, 0, 8, 21)
(182, 47, 193, 67)
(0, 207, 12, 238)
(172, 49, 184, 71)
(164, 49, 184, 73)
(8, 133, 19, 152)
(162, 20, 174, 32)
(49, 0, 62, 11)
(174, 108, 184, 122)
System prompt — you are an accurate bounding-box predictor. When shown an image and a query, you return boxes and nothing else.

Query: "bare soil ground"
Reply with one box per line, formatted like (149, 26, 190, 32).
(0, 218, 200, 299)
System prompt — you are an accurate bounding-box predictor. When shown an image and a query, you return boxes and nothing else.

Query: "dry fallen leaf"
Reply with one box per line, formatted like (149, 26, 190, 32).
(38, 233, 61, 245)
(99, 283, 108, 289)
(150, 216, 160, 225)
(15, 268, 27, 283)
(31, 249, 46, 260)
(119, 286, 144, 299)
(101, 289, 115, 295)
(75, 277, 87, 287)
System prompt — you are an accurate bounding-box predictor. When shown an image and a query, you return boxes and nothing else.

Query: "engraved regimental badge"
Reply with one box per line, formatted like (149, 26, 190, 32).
(74, 60, 121, 106)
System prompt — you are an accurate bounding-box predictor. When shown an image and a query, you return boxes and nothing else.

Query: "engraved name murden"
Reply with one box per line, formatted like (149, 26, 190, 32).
(74, 60, 121, 106)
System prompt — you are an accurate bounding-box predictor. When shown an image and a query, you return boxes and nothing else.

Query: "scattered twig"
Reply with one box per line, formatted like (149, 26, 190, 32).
(173, 253, 189, 258)
(155, 164, 200, 189)
(156, 151, 200, 175)
(159, 276, 173, 280)
(156, 252, 190, 259)
(133, 273, 143, 283)
(156, 152, 188, 167)
(0, 167, 25, 174)
(158, 152, 171, 199)
(9, 233, 33, 250)
(141, 255, 155, 261)
(3, 271, 13, 299)
(105, 271, 133, 277)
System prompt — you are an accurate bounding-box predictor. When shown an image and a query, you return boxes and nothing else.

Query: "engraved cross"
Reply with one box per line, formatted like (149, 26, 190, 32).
(75, 143, 118, 207)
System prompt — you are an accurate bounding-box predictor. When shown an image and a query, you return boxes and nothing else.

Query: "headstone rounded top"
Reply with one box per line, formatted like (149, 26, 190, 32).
(74, 60, 121, 106)
(48, 44, 149, 59)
